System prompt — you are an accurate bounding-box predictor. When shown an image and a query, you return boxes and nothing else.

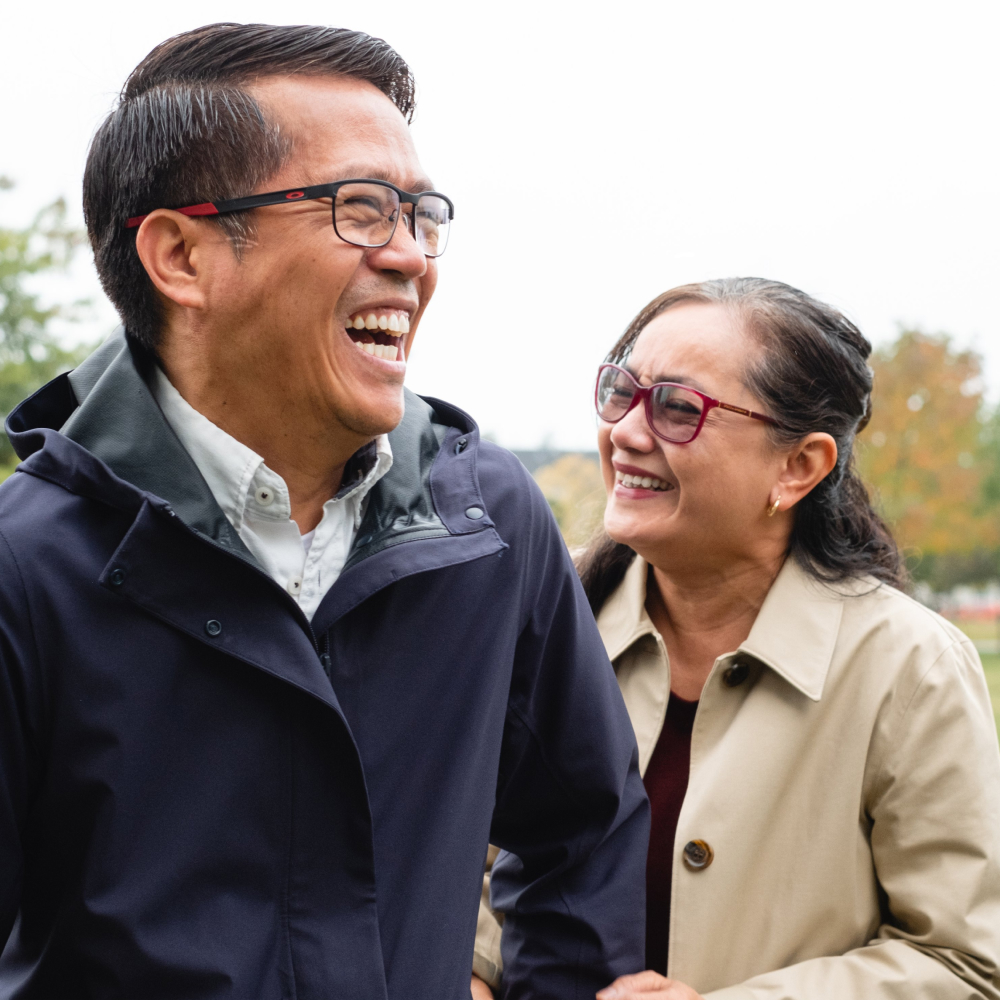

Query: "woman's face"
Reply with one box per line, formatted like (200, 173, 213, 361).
(599, 302, 788, 573)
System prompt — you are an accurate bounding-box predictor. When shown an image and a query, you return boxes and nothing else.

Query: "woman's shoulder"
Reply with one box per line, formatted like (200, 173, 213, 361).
(834, 574, 981, 683)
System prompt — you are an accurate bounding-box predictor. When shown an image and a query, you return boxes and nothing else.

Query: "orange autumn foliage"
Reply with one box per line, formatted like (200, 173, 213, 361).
(858, 330, 997, 559)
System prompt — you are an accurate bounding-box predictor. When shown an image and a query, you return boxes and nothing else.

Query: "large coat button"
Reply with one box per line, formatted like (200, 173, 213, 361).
(683, 839, 714, 871)
(723, 658, 750, 687)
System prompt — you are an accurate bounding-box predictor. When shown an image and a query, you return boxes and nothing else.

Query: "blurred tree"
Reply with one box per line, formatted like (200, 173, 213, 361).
(0, 178, 92, 477)
(533, 453, 606, 551)
(858, 329, 999, 588)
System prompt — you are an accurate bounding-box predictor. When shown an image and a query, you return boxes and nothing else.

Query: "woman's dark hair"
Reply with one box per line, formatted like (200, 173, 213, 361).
(578, 277, 906, 613)
(83, 22, 415, 351)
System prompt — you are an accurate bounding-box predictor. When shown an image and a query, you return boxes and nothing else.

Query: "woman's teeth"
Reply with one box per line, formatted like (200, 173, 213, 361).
(617, 473, 671, 491)
(345, 310, 410, 362)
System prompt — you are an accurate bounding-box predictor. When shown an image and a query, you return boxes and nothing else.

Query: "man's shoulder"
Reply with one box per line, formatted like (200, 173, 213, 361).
(474, 440, 547, 514)
(0, 464, 126, 576)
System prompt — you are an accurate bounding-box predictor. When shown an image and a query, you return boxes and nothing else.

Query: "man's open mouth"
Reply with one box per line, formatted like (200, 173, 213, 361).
(345, 310, 410, 361)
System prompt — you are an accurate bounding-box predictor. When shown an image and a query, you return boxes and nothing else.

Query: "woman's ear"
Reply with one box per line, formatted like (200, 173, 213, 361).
(776, 432, 838, 508)
(134, 210, 214, 312)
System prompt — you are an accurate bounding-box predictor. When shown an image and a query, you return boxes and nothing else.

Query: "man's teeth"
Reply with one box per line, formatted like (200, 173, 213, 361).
(354, 341, 400, 360)
(617, 473, 671, 491)
(348, 311, 410, 334)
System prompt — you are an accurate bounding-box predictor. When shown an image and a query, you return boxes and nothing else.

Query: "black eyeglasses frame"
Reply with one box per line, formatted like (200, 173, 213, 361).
(125, 178, 455, 257)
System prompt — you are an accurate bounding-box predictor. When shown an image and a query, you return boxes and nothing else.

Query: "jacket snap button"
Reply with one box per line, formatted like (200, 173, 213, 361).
(205, 620, 222, 637)
(109, 568, 125, 587)
(454, 437, 468, 455)
(465, 506, 484, 520)
(683, 839, 714, 871)
(723, 659, 750, 687)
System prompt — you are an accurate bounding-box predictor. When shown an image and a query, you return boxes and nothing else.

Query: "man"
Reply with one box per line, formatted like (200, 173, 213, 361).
(0, 23, 648, 1000)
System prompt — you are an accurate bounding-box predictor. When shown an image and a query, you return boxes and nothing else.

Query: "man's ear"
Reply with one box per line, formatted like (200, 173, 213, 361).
(776, 432, 839, 508)
(134, 210, 220, 312)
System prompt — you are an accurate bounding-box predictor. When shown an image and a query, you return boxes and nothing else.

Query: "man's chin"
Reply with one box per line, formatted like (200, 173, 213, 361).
(341, 393, 406, 441)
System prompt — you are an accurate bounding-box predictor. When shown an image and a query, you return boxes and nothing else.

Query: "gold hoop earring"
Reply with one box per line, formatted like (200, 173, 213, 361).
(766, 496, 781, 518)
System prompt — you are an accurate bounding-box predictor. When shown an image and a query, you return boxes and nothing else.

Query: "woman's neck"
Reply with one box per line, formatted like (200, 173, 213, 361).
(645, 554, 784, 701)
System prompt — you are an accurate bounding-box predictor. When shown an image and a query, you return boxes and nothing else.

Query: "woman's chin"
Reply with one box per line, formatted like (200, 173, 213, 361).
(604, 503, 678, 553)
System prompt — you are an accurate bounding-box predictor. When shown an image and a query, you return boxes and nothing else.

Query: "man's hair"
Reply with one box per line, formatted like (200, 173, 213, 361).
(83, 23, 415, 350)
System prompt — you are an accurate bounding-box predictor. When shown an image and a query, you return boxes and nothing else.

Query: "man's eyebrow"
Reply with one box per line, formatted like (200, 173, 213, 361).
(624, 365, 710, 393)
(313, 165, 435, 193)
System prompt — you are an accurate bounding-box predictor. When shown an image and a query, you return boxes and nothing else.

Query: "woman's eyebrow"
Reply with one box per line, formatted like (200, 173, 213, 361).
(626, 365, 710, 393)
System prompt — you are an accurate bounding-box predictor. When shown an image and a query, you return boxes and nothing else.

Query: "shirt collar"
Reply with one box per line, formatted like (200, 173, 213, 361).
(596, 550, 846, 702)
(151, 366, 392, 531)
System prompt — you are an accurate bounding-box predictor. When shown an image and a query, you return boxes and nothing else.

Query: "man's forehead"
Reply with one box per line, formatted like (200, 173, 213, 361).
(324, 162, 435, 193)
(251, 76, 432, 192)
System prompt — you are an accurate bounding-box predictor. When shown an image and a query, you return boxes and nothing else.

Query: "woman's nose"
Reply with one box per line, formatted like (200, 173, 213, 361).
(609, 400, 655, 452)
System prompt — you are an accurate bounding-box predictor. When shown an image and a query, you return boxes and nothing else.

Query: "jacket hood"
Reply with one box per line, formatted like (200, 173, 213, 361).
(6, 329, 491, 575)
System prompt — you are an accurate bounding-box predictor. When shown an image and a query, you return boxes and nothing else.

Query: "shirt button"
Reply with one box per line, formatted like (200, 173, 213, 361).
(287, 576, 303, 596)
(254, 486, 275, 507)
(723, 659, 750, 687)
(683, 839, 714, 871)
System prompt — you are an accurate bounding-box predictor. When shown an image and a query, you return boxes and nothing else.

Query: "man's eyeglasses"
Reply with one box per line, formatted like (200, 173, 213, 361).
(125, 179, 455, 258)
(595, 363, 781, 444)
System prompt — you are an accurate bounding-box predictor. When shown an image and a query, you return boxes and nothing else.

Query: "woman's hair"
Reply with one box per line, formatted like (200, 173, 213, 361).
(578, 277, 906, 613)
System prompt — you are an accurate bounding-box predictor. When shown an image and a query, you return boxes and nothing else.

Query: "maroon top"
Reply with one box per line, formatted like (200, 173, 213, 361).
(642, 693, 699, 974)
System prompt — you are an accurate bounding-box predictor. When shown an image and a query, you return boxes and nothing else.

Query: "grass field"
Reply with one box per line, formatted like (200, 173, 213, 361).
(982, 654, 1000, 738)
(950, 620, 1000, 738)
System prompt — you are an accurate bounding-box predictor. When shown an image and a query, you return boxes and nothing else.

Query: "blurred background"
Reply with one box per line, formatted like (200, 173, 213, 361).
(1, 0, 998, 725)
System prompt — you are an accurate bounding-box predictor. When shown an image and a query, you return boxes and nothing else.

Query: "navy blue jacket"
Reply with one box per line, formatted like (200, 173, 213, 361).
(0, 335, 648, 999)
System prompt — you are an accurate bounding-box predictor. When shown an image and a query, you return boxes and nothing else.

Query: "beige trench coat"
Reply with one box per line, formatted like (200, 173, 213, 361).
(474, 555, 1000, 998)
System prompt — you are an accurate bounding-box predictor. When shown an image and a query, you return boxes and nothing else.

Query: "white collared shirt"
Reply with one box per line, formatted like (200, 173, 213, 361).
(152, 367, 392, 620)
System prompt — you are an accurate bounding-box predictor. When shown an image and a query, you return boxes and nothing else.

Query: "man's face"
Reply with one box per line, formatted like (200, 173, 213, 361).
(189, 75, 438, 441)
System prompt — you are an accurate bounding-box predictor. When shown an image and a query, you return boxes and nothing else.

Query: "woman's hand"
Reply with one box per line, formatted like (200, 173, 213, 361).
(597, 971, 705, 1000)
(470, 973, 494, 999)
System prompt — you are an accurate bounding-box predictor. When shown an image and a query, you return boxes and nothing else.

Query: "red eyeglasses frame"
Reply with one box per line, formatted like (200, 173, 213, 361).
(595, 363, 781, 444)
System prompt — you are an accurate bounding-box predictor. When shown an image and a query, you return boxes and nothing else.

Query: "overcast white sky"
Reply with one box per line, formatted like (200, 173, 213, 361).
(2, 0, 998, 448)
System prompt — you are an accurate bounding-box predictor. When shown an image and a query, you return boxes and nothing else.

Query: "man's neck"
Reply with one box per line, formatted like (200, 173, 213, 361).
(158, 351, 370, 534)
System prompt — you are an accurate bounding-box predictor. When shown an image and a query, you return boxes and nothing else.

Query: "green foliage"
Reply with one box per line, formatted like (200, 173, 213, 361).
(0, 179, 94, 478)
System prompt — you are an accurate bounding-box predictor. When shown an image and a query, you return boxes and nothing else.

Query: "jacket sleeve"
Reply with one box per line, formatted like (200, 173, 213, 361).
(0, 527, 41, 947)
(706, 637, 1000, 1000)
(488, 478, 650, 1000)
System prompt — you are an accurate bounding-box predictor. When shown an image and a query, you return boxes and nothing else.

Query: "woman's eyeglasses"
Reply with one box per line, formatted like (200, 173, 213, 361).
(125, 179, 454, 258)
(595, 363, 781, 444)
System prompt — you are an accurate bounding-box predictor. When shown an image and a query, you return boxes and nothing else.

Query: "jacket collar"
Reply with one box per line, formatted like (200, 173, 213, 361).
(596, 551, 845, 701)
(6, 329, 497, 583)
(59, 331, 249, 556)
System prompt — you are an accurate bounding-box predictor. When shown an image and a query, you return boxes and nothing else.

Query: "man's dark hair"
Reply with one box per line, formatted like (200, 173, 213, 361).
(83, 23, 415, 350)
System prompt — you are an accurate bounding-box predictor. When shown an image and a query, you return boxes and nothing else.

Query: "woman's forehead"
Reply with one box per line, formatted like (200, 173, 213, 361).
(631, 302, 747, 388)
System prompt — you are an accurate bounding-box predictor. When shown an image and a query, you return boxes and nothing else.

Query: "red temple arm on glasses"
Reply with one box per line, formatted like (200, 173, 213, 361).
(126, 203, 220, 229)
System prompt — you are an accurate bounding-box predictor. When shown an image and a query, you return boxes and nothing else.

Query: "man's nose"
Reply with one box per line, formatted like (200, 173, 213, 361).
(366, 213, 428, 278)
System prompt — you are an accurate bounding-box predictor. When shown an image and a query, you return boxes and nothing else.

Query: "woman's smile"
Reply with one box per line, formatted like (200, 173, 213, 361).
(613, 462, 675, 497)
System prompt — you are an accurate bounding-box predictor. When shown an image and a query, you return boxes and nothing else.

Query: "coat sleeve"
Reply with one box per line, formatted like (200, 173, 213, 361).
(472, 846, 504, 991)
(0, 526, 41, 947)
(488, 475, 650, 1000)
(705, 638, 1000, 1000)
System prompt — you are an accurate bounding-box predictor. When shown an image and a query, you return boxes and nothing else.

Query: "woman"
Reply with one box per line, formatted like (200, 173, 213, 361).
(471, 278, 1000, 999)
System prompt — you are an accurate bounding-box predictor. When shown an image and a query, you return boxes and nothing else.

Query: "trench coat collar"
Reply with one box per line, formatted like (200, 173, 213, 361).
(597, 554, 658, 663)
(596, 552, 846, 702)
